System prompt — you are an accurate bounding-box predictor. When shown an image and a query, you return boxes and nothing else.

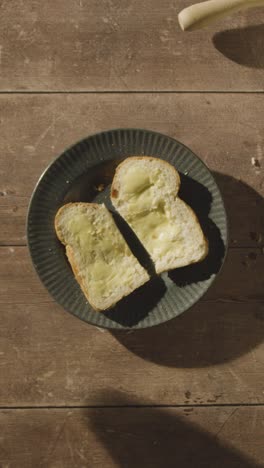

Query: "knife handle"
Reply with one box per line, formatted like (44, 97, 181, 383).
(178, 0, 264, 31)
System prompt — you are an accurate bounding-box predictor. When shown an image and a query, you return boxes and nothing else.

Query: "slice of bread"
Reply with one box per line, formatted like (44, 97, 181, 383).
(111, 157, 208, 274)
(55, 203, 150, 311)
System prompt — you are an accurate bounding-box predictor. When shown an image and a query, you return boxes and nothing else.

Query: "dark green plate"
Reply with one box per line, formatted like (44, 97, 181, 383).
(27, 129, 228, 329)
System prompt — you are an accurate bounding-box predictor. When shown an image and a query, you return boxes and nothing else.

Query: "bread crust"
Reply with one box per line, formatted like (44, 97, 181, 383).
(111, 156, 208, 273)
(111, 156, 181, 199)
(55, 156, 208, 310)
(55, 203, 104, 311)
(65, 244, 102, 312)
(55, 202, 99, 244)
(55, 202, 149, 311)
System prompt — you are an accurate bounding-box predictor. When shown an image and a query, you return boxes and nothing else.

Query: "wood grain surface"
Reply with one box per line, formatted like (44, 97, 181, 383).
(1, 0, 264, 465)
(0, 1, 264, 91)
(0, 407, 263, 467)
(0, 247, 264, 305)
(0, 94, 263, 246)
(0, 299, 263, 406)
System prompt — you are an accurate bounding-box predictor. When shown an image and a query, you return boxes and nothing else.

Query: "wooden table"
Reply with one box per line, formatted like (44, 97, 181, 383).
(0, 1, 264, 467)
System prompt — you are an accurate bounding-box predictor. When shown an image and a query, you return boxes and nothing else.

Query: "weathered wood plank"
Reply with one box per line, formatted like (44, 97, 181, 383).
(1, 247, 263, 305)
(0, 1, 264, 91)
(0, 406, 263, 467)
(0, 295, 263, 406)
(0, 94, 263, 246)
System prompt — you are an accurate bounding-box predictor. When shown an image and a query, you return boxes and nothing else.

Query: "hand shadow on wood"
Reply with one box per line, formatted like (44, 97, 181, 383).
(212, 24, 264, 69)
(111, 173, 264, 367)
(88, 391, 263, 468)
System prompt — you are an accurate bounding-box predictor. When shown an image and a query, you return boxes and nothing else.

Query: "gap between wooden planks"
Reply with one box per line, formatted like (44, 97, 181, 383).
(0, 0, 264, 91)
(1, 244, 264, 303)
(0, 0, 264, 464)
(0, 280, 263, 407)
(0, 93, 263, 246)
(0, 93, 263, 407)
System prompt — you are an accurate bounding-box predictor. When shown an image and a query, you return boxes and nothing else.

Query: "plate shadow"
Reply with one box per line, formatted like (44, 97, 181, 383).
(111, 173, 263, 366)
(169, 173, 225, 286)
(104, 276, 166, 327)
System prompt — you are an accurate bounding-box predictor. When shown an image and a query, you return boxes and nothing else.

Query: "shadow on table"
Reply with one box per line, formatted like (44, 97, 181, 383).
(104, 276, 166, 327)
(112, 173, 264, 367)
(106, 171, 226, 326)
(88, 391, 263, 468)
(169, 173, 225, 287)
(213, 24, 264, 69)
(111, 300, 264, 367)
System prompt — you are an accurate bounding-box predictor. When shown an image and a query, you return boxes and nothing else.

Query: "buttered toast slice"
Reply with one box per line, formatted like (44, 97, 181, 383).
(55, 203, 150, 311)
(111, 157, 208, 274)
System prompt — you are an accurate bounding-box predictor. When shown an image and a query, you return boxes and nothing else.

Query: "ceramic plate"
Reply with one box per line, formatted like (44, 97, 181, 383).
(27, 129, 228, 329)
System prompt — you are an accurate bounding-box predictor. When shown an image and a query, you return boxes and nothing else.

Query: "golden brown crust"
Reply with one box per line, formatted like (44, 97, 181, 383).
(111, 156, 208, 272)
(155, 198, 209, 275)
(55, 203, 104, 311)
(111, 156, 181, 200)
(54, 201, 149, 311)
(179, 198, 209, 257)
(54, 202, 100, 244)
(111, 188, 119, 199)
(65, 244, 102, 312)
(155, 201, 208, 275)
(66, 238, 144, 311)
